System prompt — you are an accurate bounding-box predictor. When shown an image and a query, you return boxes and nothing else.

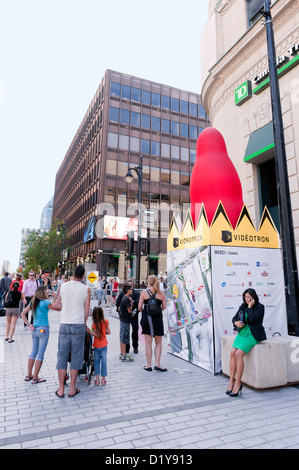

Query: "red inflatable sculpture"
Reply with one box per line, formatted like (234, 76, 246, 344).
(190, 127, 244, 229)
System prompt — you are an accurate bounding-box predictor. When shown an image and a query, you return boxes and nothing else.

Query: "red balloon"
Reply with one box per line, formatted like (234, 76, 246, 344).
(190, 128, 244, 229)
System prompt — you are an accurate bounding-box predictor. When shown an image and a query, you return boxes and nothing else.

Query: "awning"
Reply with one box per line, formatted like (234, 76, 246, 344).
(244, 121, 274, 164)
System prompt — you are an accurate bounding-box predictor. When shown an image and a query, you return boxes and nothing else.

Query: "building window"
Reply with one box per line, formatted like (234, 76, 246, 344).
(161, 118, 170, 134)
(181, 100, 189, 114)
(189, 102, 198, 117)
(141, 139, 150, 154)
(171, 145, 180, 159)
(247, 0, 265, 26)
(106, 159, 117, 174)
(151, 141, 160, 156)
(181, 147, 189, 162)
(120, 109, 130, 125)
(151, 166, 160, 182)
(132, 87, 141, 102)
(181, 172, 189, 186)
(161, 168, 170, 183)
(171, 120, 179, 136)
(119, 134, 129, 150)
(142, 90, 151, 105)
(107, 132, 118, 148)
(109, 106, 119, 122)
(171, 98, 180, 113)
(110, 82, 120, 97)
(198, 105, 206, 120)
(189, 125, 198, 140)
(152, 93, 161, 107)
(130, 136, 140, 153)
(142, 114, 151, 130)
(131, 111, 140, 127)
(121, 85, 131, 100)
(190, 149, 196, 163)
(143, 165, 150, 180)
(162, 95, 170, 110)
(152, 116, 160, 132)
(171, 170, 180, 185)
(118, 161, 128, 177)
(161, 143, 170, 158)
(181, 123, 189, 138)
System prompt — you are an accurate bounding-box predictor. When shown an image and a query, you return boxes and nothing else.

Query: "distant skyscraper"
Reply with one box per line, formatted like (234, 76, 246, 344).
(40, 196, 54, 231)
(19, 228, 35, 267)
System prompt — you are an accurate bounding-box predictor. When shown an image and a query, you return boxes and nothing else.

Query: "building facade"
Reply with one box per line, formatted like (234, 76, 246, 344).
(40, 196, 54, 231)
(52, 70, 209, 282)
(200, 0, 299, 266)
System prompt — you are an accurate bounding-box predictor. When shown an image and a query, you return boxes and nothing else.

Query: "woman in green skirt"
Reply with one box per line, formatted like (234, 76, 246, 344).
(227, 288, 266, 397)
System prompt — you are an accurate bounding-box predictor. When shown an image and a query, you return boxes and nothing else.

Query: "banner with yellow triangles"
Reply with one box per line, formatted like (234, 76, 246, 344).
(167, 202, 280, 251)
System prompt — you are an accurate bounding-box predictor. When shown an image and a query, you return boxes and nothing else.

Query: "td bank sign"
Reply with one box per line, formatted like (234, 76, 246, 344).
(235, 42, 299, 106)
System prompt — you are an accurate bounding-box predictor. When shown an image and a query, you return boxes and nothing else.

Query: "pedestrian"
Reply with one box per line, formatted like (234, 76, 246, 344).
(159, 277, 166, 293)
(56, 265, 91, 398)
(21, 271, 39, 326)
(10, 273, 24, 292)
(101, 275, 108, 305)
(119, 284, 134, 362)
(138, 274, 167, 372)
(87, 306, 110, 386)
(0, 272, 12, 309)
(5, 281, 21, 343)
(21, 285, 62, 383)
(116, 279, 140, 354)
(227, 288, 266, 397)
(112, 278, 119, 306)
(106, 278, 112, 307)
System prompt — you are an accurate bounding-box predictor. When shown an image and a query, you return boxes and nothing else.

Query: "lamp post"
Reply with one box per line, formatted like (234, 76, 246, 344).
(56, 223, 66, 274)
(262, 1, 299, 334)
(126, 155, 143, 289)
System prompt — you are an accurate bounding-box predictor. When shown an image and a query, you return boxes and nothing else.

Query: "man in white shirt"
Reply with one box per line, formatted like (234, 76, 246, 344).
(56, 265, 90, 398)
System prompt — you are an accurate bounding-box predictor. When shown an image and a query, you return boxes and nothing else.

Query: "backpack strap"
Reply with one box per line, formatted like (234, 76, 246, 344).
(146, 289, 156, 299)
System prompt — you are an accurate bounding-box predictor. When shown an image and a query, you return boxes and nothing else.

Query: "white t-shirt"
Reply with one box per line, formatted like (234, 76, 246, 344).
(60, 280, 88, 324)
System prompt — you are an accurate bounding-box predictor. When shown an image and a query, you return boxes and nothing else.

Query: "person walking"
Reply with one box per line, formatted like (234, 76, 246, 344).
(116, 279, 140, 354)
(56, 265, 91, 398)
(10, 273, 24, 292)
(87, 306, 110, 386)
(21, 271, 38, 326)
(21, 285, 62, 383)
(112, 278, 119, 306)
(138, 275, 167, 372)
(119, 284, 134, 362)
(0, 272, 12, 309)
(227, 288, 266, 397)
(5, 281, 21, 343)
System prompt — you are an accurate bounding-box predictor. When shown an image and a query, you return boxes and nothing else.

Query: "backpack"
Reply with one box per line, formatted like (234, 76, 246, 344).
(146, 289, 161, 317)
(4, 291, 13, 308)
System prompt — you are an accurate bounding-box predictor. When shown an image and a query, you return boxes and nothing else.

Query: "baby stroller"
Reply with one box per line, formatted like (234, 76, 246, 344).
(65, 329, 94, 386)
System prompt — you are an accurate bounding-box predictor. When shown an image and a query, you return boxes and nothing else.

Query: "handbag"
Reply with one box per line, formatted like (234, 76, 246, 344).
(4, 291, 13, 308)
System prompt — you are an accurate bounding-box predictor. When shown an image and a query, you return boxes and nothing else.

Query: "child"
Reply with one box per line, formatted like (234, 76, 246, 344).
(88, 306, 110, 386)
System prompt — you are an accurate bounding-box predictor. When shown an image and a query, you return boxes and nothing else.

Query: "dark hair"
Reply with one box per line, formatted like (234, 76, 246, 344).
(242, 288, 259, 305)
(92, 306, 105, 341)
(123, 284, 132, 295)
(74, 265, 85, 279)
(12, 281, 19, 291)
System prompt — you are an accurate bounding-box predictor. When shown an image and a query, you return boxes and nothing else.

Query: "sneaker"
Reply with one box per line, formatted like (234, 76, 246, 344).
(134, 348, 138, 354)
(121, 354, 134, 362)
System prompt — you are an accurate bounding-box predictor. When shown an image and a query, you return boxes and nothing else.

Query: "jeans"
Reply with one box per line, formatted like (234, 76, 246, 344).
(94, 345, 107, 377)
(97, 290, 107, 304)
(30, 326, 50, 362)
(56, 324, 85, 370)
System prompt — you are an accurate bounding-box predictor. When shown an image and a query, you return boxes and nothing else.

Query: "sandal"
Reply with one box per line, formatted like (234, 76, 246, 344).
(95, 378, 100, 386)
(55, 390, 64, 398)
(68, 387, 80, 397)
(143, 366, 152, 371)
(25, 376, 33, 381)
(32, 378, 46, 384)
(101, 378, 107, 386)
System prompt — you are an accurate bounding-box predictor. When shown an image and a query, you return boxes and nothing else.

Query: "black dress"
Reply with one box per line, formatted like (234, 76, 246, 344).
(141, 296, 164, 337)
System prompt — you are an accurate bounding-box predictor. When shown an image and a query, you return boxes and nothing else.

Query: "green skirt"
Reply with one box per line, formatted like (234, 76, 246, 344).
(233, 323, 258, 354)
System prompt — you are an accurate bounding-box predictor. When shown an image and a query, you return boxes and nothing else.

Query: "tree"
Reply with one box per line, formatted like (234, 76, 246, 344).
(23, 219, 69, 274)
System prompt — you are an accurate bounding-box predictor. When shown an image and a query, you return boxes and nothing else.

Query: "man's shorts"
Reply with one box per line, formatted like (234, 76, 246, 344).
(119, 320, 130, 344)
(56, 324, 85, 370)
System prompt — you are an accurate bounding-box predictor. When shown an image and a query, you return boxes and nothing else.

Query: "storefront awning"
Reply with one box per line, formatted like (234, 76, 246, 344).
(244, 121, 274, 164)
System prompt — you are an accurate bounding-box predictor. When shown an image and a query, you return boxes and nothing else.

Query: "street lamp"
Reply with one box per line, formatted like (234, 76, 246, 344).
(262, 1, 299, 334)
(56, 223, 66, 274)
(125, 155, 143, 288)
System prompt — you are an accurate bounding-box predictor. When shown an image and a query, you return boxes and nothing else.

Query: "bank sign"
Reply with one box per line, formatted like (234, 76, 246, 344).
(235, 42, 299, 106)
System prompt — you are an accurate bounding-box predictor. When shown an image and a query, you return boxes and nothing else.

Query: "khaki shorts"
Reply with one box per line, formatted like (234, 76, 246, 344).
(6, 308, 20, 318)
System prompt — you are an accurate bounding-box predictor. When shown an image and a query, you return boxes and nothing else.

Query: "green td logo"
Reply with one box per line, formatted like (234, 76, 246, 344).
(235, 80, 252, 106)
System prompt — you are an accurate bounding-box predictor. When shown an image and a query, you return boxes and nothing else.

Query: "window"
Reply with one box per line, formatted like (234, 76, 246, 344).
(132, 87, 141, 102)
(190, 149, 196, 164)
(171, 120, 179, 136)
(247, 0, 265, 26)
(198, 105, 206, 120)
(105, 187, 116, 203)
(161, 118, 170, 134)
(161, 143, 170, 158)
(142, 114, 151, 130)
(110, 82, 120, 97)
(189, 125, 198, 140)
(107, 132, 118, 149)
(142, 90, 151, 105)
(171, 98, 180, 112)
(130, 136, 140, 153)
(171, 170, 180, 185)
(106, 159, 117, 174)
(161, 168, 170, 183)
(118, 161, 128, 177)
(171, 145, 180, 159)
(143, 165, 150, 180)
(162, 95, 170, 110)
(120, 109, 130, 125)
(181, 100, 188, 114)
(181, 147, 189, 162)
(109, 106, 119, 122)
(181, 172, 189, 186)
(121, 85, 131, 100)
(189, 102, 197, 117)
(119, 134, 129, 150)
(152, 116, 160, 132)
(181, 123, 189, 138)
(131, 111, 140, 127)
(151, 141, 160, 156)
(152, 93, 160, 107)
(141, 139, 150, 154)
(151, 166, 160, 182)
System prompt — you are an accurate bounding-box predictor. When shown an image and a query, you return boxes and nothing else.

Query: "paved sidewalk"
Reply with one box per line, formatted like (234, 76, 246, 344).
(1, 307, 299, 450)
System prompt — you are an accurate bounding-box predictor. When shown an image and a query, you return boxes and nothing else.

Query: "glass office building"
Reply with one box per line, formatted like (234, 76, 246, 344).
(52, 70, 209, 282)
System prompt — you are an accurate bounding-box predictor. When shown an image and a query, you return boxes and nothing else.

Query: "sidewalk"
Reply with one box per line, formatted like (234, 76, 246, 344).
(1, 307, 299, 450)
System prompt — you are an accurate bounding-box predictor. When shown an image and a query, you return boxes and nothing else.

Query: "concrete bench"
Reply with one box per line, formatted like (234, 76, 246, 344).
(221, 335, 299, 389)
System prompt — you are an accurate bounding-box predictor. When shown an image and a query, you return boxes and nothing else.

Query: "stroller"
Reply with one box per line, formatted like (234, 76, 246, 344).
(65, 329, 94, 386)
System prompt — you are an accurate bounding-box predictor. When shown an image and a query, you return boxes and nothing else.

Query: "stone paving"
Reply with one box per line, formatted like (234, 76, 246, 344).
(1, 307, 299, 450)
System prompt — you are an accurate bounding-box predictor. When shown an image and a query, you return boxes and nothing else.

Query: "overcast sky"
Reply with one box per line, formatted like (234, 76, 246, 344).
(0, 0, 209, 272)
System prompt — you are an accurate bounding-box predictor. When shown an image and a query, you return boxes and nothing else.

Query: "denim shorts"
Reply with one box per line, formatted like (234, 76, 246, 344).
(56, 324, 85, 370)
(30, 326, 50, 362)
(120, 321, 130, 344)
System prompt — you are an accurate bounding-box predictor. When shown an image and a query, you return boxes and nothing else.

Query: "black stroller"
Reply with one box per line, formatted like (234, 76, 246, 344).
(65, 329, 94, 386)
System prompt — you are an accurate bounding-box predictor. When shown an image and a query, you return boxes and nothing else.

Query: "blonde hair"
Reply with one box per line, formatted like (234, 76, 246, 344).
(147, 275, 160, 294)
(31, 285, 48, 315)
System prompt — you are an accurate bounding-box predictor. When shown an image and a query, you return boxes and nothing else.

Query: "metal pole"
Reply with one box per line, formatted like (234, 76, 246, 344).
(263, 0, 299, 334)
(135, 155, 143, 289)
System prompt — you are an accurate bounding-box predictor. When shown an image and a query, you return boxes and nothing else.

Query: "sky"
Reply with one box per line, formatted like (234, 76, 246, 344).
(0, 0, 210, 273)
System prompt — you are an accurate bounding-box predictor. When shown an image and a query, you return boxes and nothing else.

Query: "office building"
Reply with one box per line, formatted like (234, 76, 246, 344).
(40, 196, 54, 231)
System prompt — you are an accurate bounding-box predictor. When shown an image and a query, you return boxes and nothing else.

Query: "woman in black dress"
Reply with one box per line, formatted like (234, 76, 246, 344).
(138, 275, 167, 372)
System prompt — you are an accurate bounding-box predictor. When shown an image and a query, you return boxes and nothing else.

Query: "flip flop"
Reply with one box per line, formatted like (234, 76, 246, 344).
(154, 366, 167, 372)
(55, 390, 65, 398)
(68, 387, 80, 397)
(31, 378, 46, 384)
(25, 376, 33, 381)
(143, 366, 152, 371)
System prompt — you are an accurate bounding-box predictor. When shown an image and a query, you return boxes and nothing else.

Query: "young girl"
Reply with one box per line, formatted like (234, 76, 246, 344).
(88, 306, 110, 386)
(21, 285, 61, 383)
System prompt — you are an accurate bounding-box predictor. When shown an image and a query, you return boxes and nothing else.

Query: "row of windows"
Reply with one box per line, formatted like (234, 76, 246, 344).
(106, 159, 189, 186)
(107, 132, 196, 162)
(109, 106, 202, 140)
(110, 82, 206, 119)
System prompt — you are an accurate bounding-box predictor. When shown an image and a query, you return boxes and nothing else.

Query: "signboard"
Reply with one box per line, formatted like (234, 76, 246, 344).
(235, 80, 252, 106)
(86, 271, 99, 288)
(103, 215, 146, 240)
